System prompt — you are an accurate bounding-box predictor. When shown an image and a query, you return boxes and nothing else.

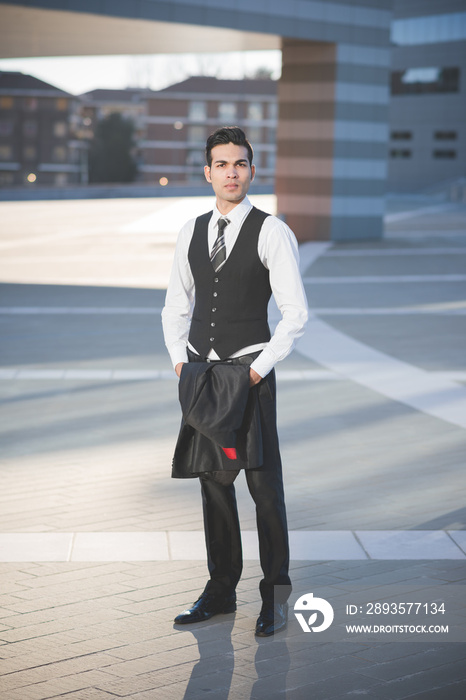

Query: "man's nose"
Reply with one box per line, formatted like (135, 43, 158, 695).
(226, 166, 238, 178)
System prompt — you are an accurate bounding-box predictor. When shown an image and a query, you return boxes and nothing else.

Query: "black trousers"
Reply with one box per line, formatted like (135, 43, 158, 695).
(192, 352, 291, 603)
(200, 464, 291, 603)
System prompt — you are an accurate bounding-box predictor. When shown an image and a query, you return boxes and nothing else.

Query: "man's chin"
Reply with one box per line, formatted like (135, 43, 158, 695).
(224, 189, 246, 201)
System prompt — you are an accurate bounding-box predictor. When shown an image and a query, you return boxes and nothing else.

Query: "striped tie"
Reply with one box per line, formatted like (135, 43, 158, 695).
(210, 217, 229, 272)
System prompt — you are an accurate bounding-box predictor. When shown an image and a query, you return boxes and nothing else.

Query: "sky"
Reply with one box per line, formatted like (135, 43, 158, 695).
(0, 51, 281, 95)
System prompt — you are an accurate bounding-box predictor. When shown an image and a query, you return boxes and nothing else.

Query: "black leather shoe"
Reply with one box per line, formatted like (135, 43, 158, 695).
(174, 591, 236, 624)
(255, 601, 288, 637)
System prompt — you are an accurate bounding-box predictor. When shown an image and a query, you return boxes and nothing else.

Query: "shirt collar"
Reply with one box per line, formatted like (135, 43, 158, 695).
(212, 196, 252, 228)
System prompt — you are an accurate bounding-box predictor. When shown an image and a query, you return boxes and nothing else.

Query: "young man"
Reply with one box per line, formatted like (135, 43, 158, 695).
(162, 126, 308, 636)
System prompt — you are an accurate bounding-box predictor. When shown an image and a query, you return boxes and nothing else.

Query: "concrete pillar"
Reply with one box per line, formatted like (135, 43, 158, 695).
(276, 38, 389, 242)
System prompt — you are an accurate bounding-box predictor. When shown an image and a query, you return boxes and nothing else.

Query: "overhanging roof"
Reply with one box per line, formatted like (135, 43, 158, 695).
(0, 3, 280, 59)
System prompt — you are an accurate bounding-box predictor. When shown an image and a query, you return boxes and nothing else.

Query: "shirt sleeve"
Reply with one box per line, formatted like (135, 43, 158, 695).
(250, 217, 309, 378)
(161, 219, 196, 369)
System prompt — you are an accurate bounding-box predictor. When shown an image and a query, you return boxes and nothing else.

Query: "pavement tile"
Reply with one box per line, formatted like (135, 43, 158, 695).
(425, 563, 466, 583)
(48, 690, 116, 700)
(0, 670, 115, 700)
(166, 531, 207, 560)
(120, 687, 190, 700)
(290, 530, 367, 560)
(356, 530, 465, 560)
(369, 658, 466, 699)
(0, 658, 117, 692)
(93, 665, 196, 695)
(101, 648, 201, 679)
(405, 680, 466, 699)
(0, 533, 73, 562)
(0, 619, 82, 644)
(71, 532, 169, 562)
(449, 531, 466, 555)
(355, 646, 466, 681)
(285, 670, 384, 700)
(351, 641, 463, 664)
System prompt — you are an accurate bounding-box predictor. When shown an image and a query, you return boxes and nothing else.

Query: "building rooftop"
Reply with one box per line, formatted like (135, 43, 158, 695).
(0, 70, 71, 95)
(159, 75, 277, 96)
(80, 87, 154, 102)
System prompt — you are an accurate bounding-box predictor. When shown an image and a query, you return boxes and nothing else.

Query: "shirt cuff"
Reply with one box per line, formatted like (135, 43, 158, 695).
(169, 344, 189, 370)
(249, 347, 277, 379)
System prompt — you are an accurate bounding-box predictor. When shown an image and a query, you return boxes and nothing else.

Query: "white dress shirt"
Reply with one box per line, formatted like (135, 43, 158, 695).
(161, 195, 309, 378)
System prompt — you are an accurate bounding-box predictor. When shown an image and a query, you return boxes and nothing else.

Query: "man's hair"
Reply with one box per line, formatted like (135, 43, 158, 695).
(205, 126, 254, 167)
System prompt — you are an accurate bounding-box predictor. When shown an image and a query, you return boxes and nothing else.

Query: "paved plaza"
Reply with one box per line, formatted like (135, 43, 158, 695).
(0, 195, 465, 699)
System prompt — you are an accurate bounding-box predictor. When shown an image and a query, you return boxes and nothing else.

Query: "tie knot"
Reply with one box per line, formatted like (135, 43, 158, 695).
(217, 217, 229, 233)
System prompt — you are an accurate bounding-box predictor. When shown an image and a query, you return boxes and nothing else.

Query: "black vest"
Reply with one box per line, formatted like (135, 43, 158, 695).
(188, 206, 272, 359)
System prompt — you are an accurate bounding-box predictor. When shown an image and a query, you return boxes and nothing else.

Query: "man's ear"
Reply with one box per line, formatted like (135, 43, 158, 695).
(204, 165, 212, 183)
(251, 164, 256, 182)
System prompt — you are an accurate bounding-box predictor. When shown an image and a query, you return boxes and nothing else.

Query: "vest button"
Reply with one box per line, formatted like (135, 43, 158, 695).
(214, 277, 219, 283)
(211, 322, 215, 327)
(210, 337, 215, 342)
(213, 292, 218, 297)
(212, 307, 217, 312)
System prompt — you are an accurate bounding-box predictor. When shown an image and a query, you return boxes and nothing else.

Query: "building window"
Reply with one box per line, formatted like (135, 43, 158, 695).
(0, 144, 13, 160)
(0, 120, 14, 136)
(0, 96, 14, 109)
(55, 173, 68, 186)
(247, 126, 261, 144)
(434, 131, 457, 140)
(0, 172, 14, 185)
(390, 149, 411, 158)
(24, 97, 38, 111)
(186, 150, 205, 180)
(23, 145, 37, 161)
(187, 125, 206, 144)
(266, 151, 276, 171)
(247, 102, 263, 121)
(188, 101, 207, 121)
(433, 150, 456, 159)
(268, 102, 278, 121)
(391, 67, 460, 95)
(53, 121, 67, 138)
(52, 146, 67, 162)
(218, 102, 236, 122)
(391, 131, 412, 140)
(391, 12, 466, 46)
(56, 98, 68, 111)
(266, 127, 276, 144)
(23, 120, 38, 138)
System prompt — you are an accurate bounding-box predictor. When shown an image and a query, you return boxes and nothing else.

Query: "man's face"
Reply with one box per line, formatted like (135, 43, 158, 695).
(204, 143, 255, 212)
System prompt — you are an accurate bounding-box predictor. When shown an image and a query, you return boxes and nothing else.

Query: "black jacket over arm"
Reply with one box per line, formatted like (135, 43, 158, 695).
(172, 361, 279, 478)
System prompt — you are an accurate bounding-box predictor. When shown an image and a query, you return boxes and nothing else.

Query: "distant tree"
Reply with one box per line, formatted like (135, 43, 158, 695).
(88, 113, 137, 183)
(249, 67, 274, 80)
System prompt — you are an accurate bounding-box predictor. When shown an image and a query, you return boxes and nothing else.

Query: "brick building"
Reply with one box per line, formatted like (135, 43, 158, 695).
(0, 71, 80, 186)
(140, 76, 277, 185)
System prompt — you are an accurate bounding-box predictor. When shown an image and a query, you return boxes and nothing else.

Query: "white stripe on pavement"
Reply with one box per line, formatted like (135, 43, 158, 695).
(384, 203, 458, 223)
(326, 247, 466, 257)
(0, 368, 342, 382)
(297, 314, 466, 429)
(0, 307, 162, 314)
(312, 304, 466, 315)
(0, 530, 463, 562)
(302, 274, 466, 284)
(2, 301, 466, 316)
